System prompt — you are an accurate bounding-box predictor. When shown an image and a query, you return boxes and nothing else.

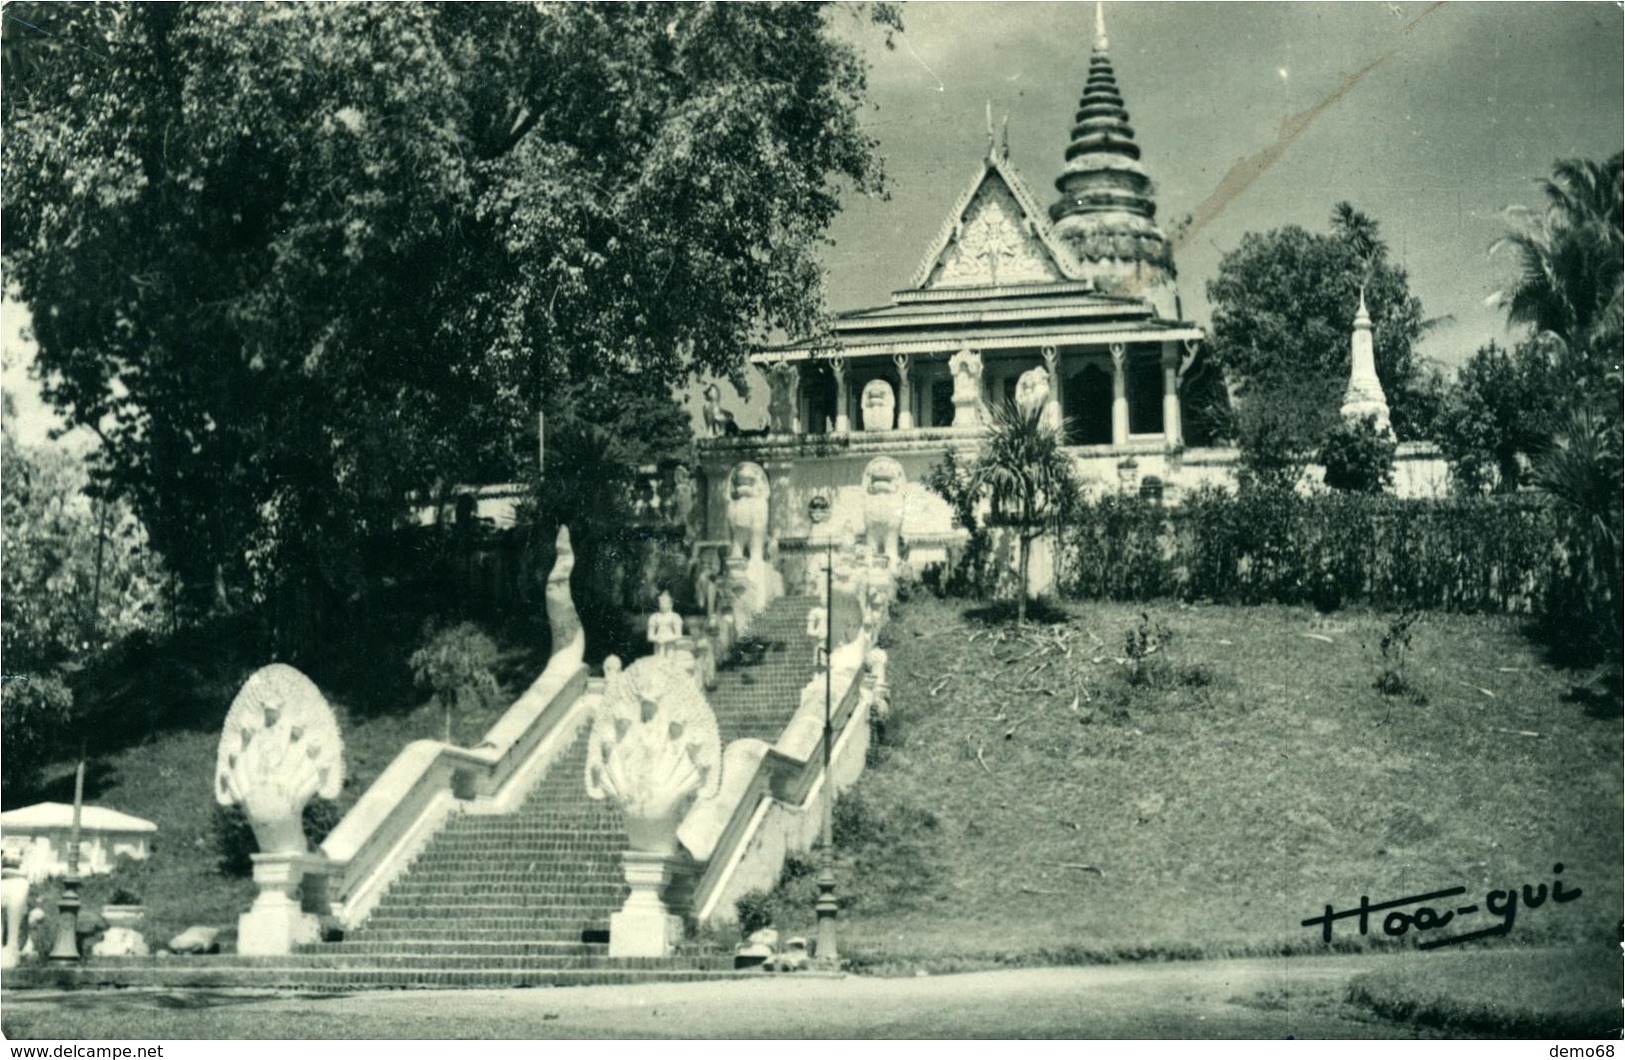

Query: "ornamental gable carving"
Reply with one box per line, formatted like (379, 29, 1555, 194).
(925, 176, 1065, 289)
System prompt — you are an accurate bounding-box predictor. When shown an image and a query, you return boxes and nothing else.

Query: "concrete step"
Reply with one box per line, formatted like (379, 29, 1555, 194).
(5, 963, 787, 992)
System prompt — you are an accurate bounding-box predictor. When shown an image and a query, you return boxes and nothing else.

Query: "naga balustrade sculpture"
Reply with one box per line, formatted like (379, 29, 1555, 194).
(585, 652, 725, 957)
(585, 653, 722, 856)
(216, 664, 345, 855)
(216, 663, 346, 955)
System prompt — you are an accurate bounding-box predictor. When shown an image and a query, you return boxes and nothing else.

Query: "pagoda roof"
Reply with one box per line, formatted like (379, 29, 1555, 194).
(905, 151, 1087, 290)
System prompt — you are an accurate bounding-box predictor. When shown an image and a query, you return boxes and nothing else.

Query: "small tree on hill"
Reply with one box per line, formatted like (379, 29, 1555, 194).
(970, 401, 1081, 624)
(410, 622, 500, 744)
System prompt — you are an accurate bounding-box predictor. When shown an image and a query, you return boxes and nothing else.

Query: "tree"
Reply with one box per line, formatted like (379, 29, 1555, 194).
(1207, 204, 1434, 440)
(1319, 414, 1397, 494)
(0, 396, 169, 801)
(2, 3, 892, 647)
(1233, 376, 1340, 493)
(1488, 155, 1623, 672)
(1489, 153, 1623, 397)
(968, 401, 1081, 624)
(1432, 340, 1558, 494)
(409, 622, 500, 744)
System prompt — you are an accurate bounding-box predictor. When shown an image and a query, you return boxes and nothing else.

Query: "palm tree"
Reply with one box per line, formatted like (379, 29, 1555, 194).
(1489, 154, 1624, 392)
(1331, 201, 1387, 281)
(971, 399, 1081, 624)
(1531, 407, 1622, 659)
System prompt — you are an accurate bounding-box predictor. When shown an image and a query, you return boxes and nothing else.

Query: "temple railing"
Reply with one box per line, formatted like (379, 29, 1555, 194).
(319, 663, 592, 928)
(680, 638, 872, 925)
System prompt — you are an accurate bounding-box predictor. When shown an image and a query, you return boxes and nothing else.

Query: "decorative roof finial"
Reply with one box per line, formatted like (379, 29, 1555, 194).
(985, 100, 995, 158)
(1094, 1, 1108, 51)
(1001, 113, 1010, 160)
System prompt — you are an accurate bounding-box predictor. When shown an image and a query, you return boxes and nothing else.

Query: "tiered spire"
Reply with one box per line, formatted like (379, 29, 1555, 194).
(1049, 2, 1176, 302)
(1340, 290, 1392, 433)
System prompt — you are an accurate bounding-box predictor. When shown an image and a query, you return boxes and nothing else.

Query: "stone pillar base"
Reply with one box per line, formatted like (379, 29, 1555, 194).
(237, 852, 328, 957)
(608, 852, 688, 958)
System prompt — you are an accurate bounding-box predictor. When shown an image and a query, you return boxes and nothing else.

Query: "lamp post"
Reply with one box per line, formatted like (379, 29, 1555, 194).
(48, 756, 85, 962)
(806, 495, 839, 964)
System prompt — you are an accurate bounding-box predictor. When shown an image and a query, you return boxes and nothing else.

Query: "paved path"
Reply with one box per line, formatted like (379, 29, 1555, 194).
(2, 954, 1448, 1038)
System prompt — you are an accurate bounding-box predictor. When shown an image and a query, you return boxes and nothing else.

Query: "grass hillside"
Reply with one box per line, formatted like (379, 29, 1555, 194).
(788, 595, 1621, 971)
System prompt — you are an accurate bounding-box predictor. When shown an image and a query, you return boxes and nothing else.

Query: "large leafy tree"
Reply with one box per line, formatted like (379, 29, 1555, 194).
(2, 3, 890, 635)
(1206, 204, 1433, 440)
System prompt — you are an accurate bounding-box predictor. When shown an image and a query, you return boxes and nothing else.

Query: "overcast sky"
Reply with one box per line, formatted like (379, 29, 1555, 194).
(6, 2, 1621, 443)
(822, 0, 1622, 366)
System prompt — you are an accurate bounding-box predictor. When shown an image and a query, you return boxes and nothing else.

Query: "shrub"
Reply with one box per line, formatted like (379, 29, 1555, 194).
(1320, 414, 1397, 493)
(1121, 612, 1173, 688)
(923, 448, 995, 597)
(1373, 611, 1426, 704)
(1235, 379, 1339, 492)
(1061, 488, 1565, 615)
(734, 889, 775, 937)
(409, 621, 500, 743)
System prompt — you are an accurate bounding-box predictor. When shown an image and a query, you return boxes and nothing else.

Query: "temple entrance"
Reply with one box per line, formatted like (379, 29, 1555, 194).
(1067, 364, 1113, 445)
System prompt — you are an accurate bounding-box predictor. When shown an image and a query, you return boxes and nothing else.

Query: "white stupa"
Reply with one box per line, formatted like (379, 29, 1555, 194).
(1340, 290, 1392, 434)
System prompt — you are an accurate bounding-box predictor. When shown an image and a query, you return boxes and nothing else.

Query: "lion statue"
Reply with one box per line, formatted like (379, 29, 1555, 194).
(861, 456, 907, 559)
(724, 461, 770, 560)
(860, 379, 895, 432)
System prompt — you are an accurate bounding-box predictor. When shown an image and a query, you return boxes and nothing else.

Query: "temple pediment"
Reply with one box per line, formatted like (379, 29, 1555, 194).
(912, 157, 1079, 291)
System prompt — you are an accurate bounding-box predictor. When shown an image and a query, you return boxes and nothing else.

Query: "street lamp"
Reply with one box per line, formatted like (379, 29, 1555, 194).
(805, 494, 839, 964)
(47, 757, 85, 962)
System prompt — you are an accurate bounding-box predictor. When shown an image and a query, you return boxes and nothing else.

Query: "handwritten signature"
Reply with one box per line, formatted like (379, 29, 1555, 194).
(1302, 863, 1581, 950)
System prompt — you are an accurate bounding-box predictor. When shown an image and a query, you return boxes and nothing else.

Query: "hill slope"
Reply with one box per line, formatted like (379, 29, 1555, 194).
(802, 596, 1621, 970)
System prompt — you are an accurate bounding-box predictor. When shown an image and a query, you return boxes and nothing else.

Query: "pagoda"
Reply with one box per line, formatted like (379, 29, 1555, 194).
(696, 3, 1211, 552)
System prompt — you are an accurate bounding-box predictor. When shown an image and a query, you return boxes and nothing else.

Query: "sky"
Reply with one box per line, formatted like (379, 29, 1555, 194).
(5, 2, 1621, 443)
(819, 0, 1622, 361)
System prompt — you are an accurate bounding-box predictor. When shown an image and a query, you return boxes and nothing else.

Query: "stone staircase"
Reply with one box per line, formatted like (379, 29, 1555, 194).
(286, 592, 818, 988)
(6, 595, 829, 991)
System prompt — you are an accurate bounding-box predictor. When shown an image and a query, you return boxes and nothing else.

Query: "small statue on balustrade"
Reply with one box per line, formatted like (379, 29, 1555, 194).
(647, 590, 683, 656)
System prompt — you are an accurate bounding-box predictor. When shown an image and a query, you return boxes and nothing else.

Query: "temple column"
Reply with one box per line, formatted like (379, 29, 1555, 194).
(1110, 343, 1129, 446)
(893, 353, 914, 430)
(1160, 341, 1182, 447)
(831, 356, 850, 435)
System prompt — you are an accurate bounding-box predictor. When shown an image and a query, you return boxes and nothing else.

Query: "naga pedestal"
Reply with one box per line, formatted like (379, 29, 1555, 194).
(608, 852, 692, 958)
(237, 852, 329, 956)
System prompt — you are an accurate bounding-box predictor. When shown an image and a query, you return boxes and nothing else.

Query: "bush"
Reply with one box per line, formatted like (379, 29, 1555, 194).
(1061, 487, 1566, 615)
(409, 621, 500, 743)
(923, 448, 995, 597)
(734, 889, 775, 937)
(1320, 414, 1397, 493)
(1373, 611, 1426, 704)
(1235, 379, 1339, 492)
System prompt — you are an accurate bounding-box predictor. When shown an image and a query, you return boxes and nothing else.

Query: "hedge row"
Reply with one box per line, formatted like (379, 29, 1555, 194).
(1057, 487, 1595, 615)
